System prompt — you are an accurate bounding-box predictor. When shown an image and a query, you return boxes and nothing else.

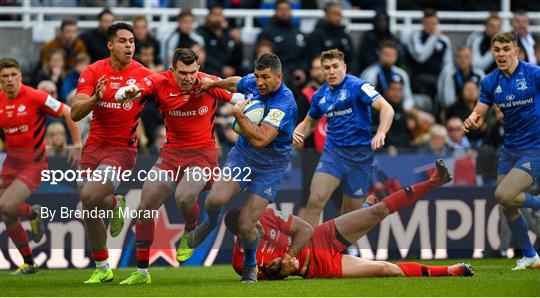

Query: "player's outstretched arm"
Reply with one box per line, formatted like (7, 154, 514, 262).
(293, 115, 318, 146)
(71, 75, 106, 122)
(200, 76, 241, 92)
(58, 105, 82, 167)
(463, 102, 490, 132)
(371, 96, 395, 151)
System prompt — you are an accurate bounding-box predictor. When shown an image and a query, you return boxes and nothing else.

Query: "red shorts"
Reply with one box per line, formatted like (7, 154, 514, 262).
(153, 147, 219, 190)
(80, 137, 137, 172)
(0, 157, 47, 192)
(306, 220, 349, 279)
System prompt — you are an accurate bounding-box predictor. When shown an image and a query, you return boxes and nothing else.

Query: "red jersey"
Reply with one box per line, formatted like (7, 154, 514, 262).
(138, 71, 232, 148)
(0, 85, 64, 162)
(76, 58, 154, 147)
(232, 208, 309, 279)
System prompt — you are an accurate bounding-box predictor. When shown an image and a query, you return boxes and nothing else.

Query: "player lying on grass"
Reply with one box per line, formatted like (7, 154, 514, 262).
(225, 159, 475, 279)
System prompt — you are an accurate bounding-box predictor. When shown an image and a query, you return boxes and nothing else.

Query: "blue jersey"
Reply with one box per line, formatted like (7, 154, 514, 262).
(234, 73, 298, 167)
(308, 75, 381, 148)
(479, 60, 540, 149)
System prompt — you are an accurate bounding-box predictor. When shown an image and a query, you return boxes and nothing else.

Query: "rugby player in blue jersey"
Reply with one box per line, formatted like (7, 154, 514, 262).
(464, 32, 540, 270)
(294, 49, 394, 227)
(184, 53, 298, 282)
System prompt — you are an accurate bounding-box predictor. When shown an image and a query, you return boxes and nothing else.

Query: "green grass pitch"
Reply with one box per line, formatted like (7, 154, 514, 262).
(0, 259, 538, 296)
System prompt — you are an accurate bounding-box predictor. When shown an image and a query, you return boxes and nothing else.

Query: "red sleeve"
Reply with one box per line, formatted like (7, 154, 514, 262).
(36, 90, 64, 117)
(263, 209, 293, 235)
(76, 64, 96, 96)
(207, 87, 233, 102)
(232, 239, 243, 276)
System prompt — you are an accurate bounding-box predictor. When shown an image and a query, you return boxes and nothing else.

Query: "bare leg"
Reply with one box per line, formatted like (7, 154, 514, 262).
(341, 255, 403, 278)
(79, 181, 114, 252)
(302, 172, 340, 227)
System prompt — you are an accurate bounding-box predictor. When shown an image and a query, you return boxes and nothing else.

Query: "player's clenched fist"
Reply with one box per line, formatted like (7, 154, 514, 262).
(463, 111, 484, 132)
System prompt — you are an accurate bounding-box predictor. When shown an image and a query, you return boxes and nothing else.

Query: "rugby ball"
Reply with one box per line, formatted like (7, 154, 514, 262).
(231, 100, 266, 134)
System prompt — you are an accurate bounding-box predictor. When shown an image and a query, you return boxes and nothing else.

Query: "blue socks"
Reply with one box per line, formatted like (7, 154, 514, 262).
(507, 215, 537, 258)
(521, 193, 540, 210)
(242, 234, 260, 267)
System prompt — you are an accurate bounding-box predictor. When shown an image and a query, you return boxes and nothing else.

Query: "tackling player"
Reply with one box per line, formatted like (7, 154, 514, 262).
(114, 48, 244, 285)
(186, 53, 298, 282)
(0, 57, 81, 274)
(293, 49, 394, 227)
(71, 22, 154, 283)
(464, 32, 540, 270)
(226, 160, 474, 280)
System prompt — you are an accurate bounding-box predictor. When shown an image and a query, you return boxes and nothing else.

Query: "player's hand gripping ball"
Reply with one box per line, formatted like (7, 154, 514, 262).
(231, 100, 266, 134)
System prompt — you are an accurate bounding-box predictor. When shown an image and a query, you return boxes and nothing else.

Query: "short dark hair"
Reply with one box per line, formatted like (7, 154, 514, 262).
(492, 31, 517, 45)
(254, 53, 282, 73)
(275, 0, 291, 9)
(60, 18, 77, 31)
(208, 3, 224, 12)
(0, 57, 20, 72)
(106, 22, 134, 41)
(423, 8, 437, 19)
(177, 9, 194, 21)
(320, 48, 345, 63)
(132, 15, 147, 26)
(324, 2, 340, 14)
(98, 8, 114, 21)
(378, 39, 398, 51)
(486, 12, 501, 25)
(224, 208, 242, 236)
(172, 48, 199, 67)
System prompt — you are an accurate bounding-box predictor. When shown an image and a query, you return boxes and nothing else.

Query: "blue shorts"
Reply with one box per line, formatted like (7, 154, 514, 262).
(224, 147, 287, 202)
(497, 146, 540, 180)
(315, 146, 374, 199)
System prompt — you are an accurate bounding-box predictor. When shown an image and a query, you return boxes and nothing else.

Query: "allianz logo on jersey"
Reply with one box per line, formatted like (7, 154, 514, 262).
(168, 105, 209, 117)
(97, 100, 133, 111)
(326, 107, 353, 118)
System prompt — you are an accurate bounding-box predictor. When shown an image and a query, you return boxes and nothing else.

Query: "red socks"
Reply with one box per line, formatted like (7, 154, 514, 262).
(397, 262, 449, 277)
(382, 180, 436, 213)
(136, 221, 155, 268)
(92, 249, 109, 262)
(17, 203, 36, 219)
(182, 203, 200, 232)
(7, 224, 33, 264)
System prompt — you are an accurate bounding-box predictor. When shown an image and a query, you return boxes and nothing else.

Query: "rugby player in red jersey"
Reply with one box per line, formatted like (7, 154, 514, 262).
(225, 160, 475, 280)
(70, 22, 154, 284)
(115, 48, 244, 284)
(0, 58, 81, 274)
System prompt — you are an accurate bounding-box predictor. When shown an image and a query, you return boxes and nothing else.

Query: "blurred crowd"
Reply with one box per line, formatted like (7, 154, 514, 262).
(0, 1, 539, 184)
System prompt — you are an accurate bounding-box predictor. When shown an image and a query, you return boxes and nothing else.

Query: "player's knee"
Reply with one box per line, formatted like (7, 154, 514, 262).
(494, 188, 514, 207)
(0, 201, 18, 218)
(205, 193, 227, 210)
(175, 190, 198, 207)
(307, 192, 328, 211)
(369, 204, 388, 221)
(80, 190, 102, 208)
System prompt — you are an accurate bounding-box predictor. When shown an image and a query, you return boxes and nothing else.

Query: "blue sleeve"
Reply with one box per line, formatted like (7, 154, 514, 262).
(532, 64, 540, 86)
(307, 92, 322, 120)
(236, 73, 255, 94)
(478, 77, 493, 106)
(356, 81, 381, 106)
(263, 97, 293, 132)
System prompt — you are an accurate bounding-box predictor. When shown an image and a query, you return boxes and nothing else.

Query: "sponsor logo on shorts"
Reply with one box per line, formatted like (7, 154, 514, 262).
(521, 162, 531, 171)
(264, 188, 273, 196)
(354, 188, 364, 196)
